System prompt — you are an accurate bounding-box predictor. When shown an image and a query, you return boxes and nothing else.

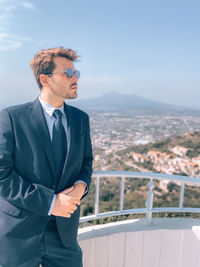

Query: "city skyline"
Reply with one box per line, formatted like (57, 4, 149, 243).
(0, 0, 199, 108)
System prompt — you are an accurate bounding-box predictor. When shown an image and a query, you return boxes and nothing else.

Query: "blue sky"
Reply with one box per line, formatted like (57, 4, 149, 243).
(0, 0, 199, 108)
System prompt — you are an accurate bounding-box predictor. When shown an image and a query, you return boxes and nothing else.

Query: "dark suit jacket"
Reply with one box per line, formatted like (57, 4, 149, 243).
(0, 98, 93, 266)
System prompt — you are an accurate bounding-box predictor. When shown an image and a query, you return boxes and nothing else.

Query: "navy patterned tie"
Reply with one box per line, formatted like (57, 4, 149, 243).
(52, 110, 67, 182)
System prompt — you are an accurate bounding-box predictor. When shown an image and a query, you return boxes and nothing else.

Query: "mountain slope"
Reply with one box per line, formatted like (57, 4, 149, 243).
(69, 91, 174, 110)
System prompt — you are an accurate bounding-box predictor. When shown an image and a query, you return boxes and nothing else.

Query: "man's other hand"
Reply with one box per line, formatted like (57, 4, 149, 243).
(51, 187, 80, 218)
(63, 182, 86, 200)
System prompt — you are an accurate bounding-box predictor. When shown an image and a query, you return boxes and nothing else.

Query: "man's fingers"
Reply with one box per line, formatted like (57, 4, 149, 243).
(68, 203, 78, 212)
(52, 192, 80, 218)
(53, 212, 72, 218)
(72, 199, 80, 206)
(68, 207, 77, 214)
(67, 196, 80, 206)
(65, 195, 80, 206)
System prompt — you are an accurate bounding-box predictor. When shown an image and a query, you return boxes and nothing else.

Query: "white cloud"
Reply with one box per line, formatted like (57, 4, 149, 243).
(0, 34, 22, 50)
(0, 0, 36, 50)
(0, 33, 9, 40)
(20, 1, 36, 10)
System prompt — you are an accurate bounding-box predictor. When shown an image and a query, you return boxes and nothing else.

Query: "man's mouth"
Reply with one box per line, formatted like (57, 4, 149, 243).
(71, 83, 78, 89)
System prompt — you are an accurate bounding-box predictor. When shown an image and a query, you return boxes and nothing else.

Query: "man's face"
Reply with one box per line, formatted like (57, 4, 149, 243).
(47, 57, 79, 100)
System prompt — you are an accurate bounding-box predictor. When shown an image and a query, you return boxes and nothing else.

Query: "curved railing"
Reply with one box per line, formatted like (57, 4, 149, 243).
(80, 171, 200, 224)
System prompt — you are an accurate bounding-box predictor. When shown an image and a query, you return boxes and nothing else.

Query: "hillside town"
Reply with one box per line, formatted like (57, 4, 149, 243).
(89, 110, 200, 177)
(79, 109, 200, 220)
(127, 146, 200, 176)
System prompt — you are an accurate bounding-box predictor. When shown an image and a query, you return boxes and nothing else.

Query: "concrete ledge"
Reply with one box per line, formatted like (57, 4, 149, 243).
(78, 218, 200, 240)
(78, 218, 200, 267)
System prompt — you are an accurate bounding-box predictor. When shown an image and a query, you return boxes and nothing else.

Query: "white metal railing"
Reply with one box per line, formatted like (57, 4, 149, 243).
(80, 171, 200, 224)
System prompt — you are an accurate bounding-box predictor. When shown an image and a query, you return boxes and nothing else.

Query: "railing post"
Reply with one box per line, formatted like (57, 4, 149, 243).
(179, 181, 185, 209)
(95, 176, 100, 216)
(120, 176, 125, 211)
(145, 178, 155, 224)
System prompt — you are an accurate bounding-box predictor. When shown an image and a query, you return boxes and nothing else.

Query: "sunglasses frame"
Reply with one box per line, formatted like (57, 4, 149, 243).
(46, 68, 80, 78)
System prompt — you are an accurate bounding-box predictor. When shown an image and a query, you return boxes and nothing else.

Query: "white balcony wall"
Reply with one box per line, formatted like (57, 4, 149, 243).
(78, 218, 200, 267)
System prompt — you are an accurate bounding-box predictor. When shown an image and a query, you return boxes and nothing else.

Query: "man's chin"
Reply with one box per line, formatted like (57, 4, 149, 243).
(65, 92, 78, 100)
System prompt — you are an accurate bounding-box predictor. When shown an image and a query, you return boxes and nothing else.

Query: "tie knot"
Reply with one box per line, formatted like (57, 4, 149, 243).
(53, 109, 63, 119)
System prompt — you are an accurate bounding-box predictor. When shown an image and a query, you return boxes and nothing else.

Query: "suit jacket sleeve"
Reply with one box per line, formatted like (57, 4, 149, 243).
(76, 114, 93, 199)
(0, 109, 55, 217)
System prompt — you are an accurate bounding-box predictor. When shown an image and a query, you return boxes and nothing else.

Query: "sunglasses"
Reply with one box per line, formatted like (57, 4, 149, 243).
(46, 68, 80, 79)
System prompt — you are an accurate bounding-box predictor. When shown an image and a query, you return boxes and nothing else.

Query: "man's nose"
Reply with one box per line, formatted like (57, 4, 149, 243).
(72, 73, 78, 82)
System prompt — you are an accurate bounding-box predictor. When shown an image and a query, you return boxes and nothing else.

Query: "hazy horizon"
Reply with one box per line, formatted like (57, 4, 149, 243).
(0, 90, 199, 111)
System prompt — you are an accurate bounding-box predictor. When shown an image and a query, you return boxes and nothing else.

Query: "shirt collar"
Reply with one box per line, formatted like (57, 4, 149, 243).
(38, 96, 65, 118)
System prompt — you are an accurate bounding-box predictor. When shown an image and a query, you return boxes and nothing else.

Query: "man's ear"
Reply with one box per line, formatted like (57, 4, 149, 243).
(40, 74, 50, 88)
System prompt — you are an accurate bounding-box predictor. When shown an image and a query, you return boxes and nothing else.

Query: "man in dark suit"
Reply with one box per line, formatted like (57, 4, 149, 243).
(0, 47, 93, 266)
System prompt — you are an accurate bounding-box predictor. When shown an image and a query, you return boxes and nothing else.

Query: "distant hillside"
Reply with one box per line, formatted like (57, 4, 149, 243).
(117, 131, 200, 159)
(92, 130, 200, 177)
(69, 91, 175, 111)
(81, 131, 200, 224)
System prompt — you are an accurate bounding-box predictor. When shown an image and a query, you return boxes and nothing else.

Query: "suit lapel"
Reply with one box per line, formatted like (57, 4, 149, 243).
(28, 98, 56, 178)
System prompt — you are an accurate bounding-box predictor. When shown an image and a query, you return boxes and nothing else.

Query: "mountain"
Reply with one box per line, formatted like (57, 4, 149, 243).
(68, 91, 176, 111)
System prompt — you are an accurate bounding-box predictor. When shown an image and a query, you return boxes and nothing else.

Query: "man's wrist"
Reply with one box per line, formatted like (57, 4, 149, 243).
(74, 182, 86, 198)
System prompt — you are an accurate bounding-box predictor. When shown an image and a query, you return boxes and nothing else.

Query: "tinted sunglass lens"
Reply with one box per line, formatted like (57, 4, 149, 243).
(66, 69, 74, 78)
(75, 70, 80, 78)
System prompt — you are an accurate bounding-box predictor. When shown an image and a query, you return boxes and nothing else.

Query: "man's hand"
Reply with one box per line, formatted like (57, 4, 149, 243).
(64, 182, 86, 200)
(51, 187, 80, 218)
